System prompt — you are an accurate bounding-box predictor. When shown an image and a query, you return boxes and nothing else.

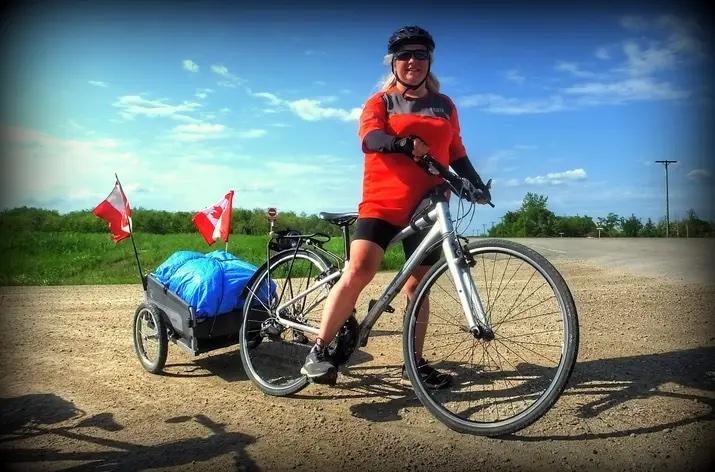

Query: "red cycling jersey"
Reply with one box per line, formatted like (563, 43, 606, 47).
(357, 87, 467, 227)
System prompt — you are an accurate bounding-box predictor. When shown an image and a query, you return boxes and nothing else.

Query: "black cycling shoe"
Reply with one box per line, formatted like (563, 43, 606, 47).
(300, 344, 337, 385)
(401, 358, 453, 390)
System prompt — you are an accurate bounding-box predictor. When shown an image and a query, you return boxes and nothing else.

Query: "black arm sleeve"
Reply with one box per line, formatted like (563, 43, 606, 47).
(363, 130, 417, 157)
(451, 156, 485, 188)
(362, 129, 399, 153)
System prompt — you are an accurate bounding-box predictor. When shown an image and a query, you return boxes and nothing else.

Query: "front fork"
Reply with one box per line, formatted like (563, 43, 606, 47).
(436, 206, 493, 339)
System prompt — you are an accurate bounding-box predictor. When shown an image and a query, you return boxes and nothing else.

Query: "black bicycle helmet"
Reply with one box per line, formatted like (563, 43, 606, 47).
(387, 26, 435, 53)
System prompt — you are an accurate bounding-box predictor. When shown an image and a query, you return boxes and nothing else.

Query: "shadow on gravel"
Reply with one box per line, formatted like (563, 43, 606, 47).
(0, 393, 259, 471)
(290, 363, 421, 422)
(163, 349, 250, 382)
(509, 346, 715, 441)
(336, 347, 715, 438)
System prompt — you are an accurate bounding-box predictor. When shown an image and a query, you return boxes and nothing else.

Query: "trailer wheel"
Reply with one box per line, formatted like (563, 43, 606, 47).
(133, 303, 168, 374)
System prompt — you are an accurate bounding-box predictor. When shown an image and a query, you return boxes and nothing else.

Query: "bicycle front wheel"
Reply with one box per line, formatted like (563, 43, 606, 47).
(240, 249, 332, 396)
(403, 239, 579, 436)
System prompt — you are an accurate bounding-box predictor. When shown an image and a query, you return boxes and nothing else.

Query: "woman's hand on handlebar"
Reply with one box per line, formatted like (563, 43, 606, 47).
(410, 137, 429, 161)
(395, 135, 429, 161)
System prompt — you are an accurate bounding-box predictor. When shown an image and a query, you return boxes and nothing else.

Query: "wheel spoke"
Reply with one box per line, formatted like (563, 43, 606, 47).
(405, 242, 577, 435)
(240, 251, 332, 395)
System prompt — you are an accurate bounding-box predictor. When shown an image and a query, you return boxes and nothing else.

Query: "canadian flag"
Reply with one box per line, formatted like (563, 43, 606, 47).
(193, 191, 234, 245)
(93, 179, 132, 243)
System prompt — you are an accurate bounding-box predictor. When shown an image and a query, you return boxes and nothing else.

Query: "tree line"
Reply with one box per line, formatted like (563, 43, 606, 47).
(488, 193, 714, 238)
(0, 207, 341, 236)
(1, 196, 712, 238)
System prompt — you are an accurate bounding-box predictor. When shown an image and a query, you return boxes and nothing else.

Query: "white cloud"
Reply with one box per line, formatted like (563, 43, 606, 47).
(288, 99, 361, 122)
(237, 129, 267, 139)
(195, 88, 213, 99)
(525, 168, 587, 185)
(305, 50, 327, 56)
(618, 15, 706, 76)
(113, 95, 201, 122)
(252, 92, 282, 106)
(89, 80, 108, 87)
(595, 47, 611, 60)
(555, 61, 597, 78)
(1, 125, 362, 214)
(505, 69, 525, 84)
(458, 93, 565, 115)
(655, 15, 707, 58)
(564, 77, 689, 103)
(211, 64, 230, 76)
(171, 123, 227, 142)
(622, 40, 676, 76)
(687, 169, 711, 182)
(211, 64, 243, 87)
(252, 91, 362, 122)
(182, 59, 199, 72)
(1, 126, 140, 210)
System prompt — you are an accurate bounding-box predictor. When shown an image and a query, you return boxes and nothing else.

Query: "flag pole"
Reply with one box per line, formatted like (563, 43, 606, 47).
(116, 173, 146, 290)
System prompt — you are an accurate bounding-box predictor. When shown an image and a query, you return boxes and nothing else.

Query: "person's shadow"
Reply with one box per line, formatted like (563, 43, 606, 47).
(342, 346, 715, 438)
(0, 393, 259, 470)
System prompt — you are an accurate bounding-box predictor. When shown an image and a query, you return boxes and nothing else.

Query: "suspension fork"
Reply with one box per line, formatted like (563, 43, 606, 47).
(434, 203, 492, 336)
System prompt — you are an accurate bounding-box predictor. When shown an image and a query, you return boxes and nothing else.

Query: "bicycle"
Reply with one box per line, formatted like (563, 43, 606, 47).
(239, 155, 579, 436)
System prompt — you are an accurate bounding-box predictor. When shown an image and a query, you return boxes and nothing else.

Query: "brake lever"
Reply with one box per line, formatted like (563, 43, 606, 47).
(484, 179, 495, 207)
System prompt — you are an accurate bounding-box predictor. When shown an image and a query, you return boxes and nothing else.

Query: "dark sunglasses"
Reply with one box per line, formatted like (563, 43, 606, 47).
(395, 50, 430, 61)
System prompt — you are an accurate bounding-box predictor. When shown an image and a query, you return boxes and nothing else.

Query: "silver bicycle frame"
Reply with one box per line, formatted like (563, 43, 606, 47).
(356, 200, 488, 346)
(267, 200, 490, 345)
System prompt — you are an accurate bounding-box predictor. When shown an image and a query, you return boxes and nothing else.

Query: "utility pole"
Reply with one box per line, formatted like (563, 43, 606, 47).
(482, 223, 487, 236)
(655, 160, 677, 238)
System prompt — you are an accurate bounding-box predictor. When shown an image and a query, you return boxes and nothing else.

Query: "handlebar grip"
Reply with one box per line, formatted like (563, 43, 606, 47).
(415, 153, 495, 206)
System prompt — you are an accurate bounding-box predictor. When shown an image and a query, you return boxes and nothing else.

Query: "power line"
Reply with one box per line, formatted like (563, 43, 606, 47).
(655, 160, 677, 238)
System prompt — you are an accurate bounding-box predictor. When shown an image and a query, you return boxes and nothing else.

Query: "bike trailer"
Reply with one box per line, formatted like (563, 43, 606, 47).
(146, 273, 243, 354)
(132, 251, 271, 374)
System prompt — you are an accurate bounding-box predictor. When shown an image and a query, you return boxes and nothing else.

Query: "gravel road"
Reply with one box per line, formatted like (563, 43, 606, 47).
(1, 240, 714, 471)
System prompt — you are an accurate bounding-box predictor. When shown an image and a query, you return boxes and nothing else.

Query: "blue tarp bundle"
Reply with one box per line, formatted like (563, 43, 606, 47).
(153, 250, 271, 318)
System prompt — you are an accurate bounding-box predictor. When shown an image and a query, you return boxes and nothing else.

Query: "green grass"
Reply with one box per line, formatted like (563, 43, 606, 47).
(0, 231, 406, 285)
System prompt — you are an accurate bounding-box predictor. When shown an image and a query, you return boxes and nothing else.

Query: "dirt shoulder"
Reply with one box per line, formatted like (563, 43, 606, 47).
(1, 258, 714, 471)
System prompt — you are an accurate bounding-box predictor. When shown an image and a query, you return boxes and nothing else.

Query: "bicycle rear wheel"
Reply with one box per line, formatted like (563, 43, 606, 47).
(240, 249, 332, 396)
(403, 239, 578, 435)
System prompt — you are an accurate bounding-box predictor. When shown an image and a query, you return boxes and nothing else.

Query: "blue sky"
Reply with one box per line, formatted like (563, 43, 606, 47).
(1, 0, 712, 234)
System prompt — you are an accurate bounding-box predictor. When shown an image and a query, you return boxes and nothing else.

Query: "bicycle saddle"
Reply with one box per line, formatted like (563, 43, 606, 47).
(319, 212, 358, 226)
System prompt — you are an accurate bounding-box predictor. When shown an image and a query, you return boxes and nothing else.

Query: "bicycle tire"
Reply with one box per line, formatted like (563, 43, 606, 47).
(403, 239, 579, 436)
(240, 248, 332, 396)
(133, 303, 168, 374)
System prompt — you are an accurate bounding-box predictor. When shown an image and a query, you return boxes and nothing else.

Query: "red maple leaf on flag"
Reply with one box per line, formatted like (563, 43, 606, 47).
(192, 191, 234, 245)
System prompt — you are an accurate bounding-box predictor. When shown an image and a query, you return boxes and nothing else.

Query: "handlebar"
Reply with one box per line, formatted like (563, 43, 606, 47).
(415, 154, 495, 208)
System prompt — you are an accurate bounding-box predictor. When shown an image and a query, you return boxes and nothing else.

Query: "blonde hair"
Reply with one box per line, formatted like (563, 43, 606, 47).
(380, 53, 441, 93)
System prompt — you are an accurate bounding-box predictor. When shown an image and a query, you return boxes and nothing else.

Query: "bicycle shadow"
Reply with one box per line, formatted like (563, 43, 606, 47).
(343, 346, 715, 438)
(519, 345, 715, 440)
(0, 393, 259, 470)
(290, 363, 421, 421)
(162, 348, 249, 382)
(161, 342, 376, 385)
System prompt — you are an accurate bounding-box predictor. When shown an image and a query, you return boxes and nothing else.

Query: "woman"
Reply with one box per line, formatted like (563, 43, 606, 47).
(301, 26, 490, 388)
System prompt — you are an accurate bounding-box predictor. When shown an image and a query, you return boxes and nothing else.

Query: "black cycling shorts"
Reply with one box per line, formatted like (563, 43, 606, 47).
(353, 218, 440, 266)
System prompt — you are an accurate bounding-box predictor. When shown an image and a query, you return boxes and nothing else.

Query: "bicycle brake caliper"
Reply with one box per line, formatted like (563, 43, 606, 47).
(458, 236, 476, 267)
